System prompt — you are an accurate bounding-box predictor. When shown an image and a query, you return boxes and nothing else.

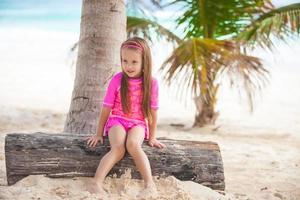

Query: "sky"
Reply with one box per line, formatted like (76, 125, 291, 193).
(0, 0, 299, 32)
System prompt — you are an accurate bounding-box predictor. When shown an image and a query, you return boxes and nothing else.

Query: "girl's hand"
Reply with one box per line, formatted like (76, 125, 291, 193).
(148, 138, 166, 149)
(85, 134, 104, 147)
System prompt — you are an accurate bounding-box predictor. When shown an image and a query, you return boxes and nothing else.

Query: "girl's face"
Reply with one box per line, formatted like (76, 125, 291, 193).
(121, 48, 143, 78)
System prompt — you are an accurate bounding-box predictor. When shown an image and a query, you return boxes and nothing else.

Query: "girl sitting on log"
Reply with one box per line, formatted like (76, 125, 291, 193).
(86, 37, 165, 198)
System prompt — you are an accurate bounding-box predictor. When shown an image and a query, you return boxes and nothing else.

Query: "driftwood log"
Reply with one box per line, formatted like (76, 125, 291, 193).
(5, 132, 225, 190)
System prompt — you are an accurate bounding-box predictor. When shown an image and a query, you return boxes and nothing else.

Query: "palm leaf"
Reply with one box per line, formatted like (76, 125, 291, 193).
(165, 0, 273, 39)
(159, 38, 269, 110)
(236, 3, 300, 50)
(220, 53, 269, 111)
(127, 16, 182, 44)
(126, 0, 163, 20)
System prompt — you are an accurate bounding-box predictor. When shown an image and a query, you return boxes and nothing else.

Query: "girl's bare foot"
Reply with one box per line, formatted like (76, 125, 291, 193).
(136, 182, 158, 199)
(87, 179, 107, 195)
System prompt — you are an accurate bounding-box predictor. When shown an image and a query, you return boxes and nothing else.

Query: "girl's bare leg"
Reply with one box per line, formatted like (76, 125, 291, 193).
(126, 126, 157, 197)
(89, 125, 127, 194)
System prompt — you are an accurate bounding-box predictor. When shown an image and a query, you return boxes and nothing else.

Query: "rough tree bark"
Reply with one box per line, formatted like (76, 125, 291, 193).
(64, 0, 126, 134)
(194, 95, 219, 127)
(5, 133, 225, 191)
(193, 62, 220, 127)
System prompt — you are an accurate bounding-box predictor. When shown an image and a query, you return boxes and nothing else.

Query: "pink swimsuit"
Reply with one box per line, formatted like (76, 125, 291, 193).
(102, 72, 159, 140)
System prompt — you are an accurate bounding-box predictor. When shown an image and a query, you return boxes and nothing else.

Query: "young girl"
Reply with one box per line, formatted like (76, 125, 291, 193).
(86, 37, 165, 197)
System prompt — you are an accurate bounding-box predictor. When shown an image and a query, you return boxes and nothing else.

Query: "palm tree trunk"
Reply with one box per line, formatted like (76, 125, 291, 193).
(193, 67, 219, 127)
(193, 3, 218, 127)
(193, 94, 219, 127)
(64, 0, 126, 134)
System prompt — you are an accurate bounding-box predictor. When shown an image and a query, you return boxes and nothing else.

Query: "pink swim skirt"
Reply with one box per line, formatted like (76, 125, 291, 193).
(104, 115, 149, 140)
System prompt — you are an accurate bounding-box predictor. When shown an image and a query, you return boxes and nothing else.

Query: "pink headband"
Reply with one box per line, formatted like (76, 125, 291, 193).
(121, 41, 143, 52)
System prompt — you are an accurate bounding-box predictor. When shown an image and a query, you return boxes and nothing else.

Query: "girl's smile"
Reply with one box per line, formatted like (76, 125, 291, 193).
(121, 48, 143, 78)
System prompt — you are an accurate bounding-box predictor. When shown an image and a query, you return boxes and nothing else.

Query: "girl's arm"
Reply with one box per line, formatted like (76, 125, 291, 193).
(148, 109, 158, 140)
(86, 106, 111, 147)
(148, 109, 165, 148)
(96, 106, 111, 136)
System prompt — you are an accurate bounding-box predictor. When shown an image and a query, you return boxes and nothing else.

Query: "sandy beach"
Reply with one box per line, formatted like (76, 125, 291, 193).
(1, 8, 300, 198)
(0, 106, 299, 200)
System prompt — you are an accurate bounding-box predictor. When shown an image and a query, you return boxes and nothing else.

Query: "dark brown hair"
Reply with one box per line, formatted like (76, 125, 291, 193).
(120, 37, 153, 122)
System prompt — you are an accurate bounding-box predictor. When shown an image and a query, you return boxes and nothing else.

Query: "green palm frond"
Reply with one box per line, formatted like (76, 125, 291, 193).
(166, 0, 273, 39)
(236, 3, 300, 50)
(126, 0, 162, 20)
(127, 16, 182, 44)
(220, 53, 269, 111)
(160, 38, 269, 110)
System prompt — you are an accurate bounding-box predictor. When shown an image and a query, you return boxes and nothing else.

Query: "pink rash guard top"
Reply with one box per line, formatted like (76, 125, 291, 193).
(102, 72, 159, 134)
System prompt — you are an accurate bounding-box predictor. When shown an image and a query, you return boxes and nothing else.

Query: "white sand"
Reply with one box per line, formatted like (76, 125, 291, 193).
(0, 27, 300, 199)
(0, 107, 299, 200)
(0, 107, 228, 200)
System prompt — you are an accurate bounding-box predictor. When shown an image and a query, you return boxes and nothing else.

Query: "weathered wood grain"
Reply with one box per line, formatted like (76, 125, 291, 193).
(5, 132, 225, 190)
